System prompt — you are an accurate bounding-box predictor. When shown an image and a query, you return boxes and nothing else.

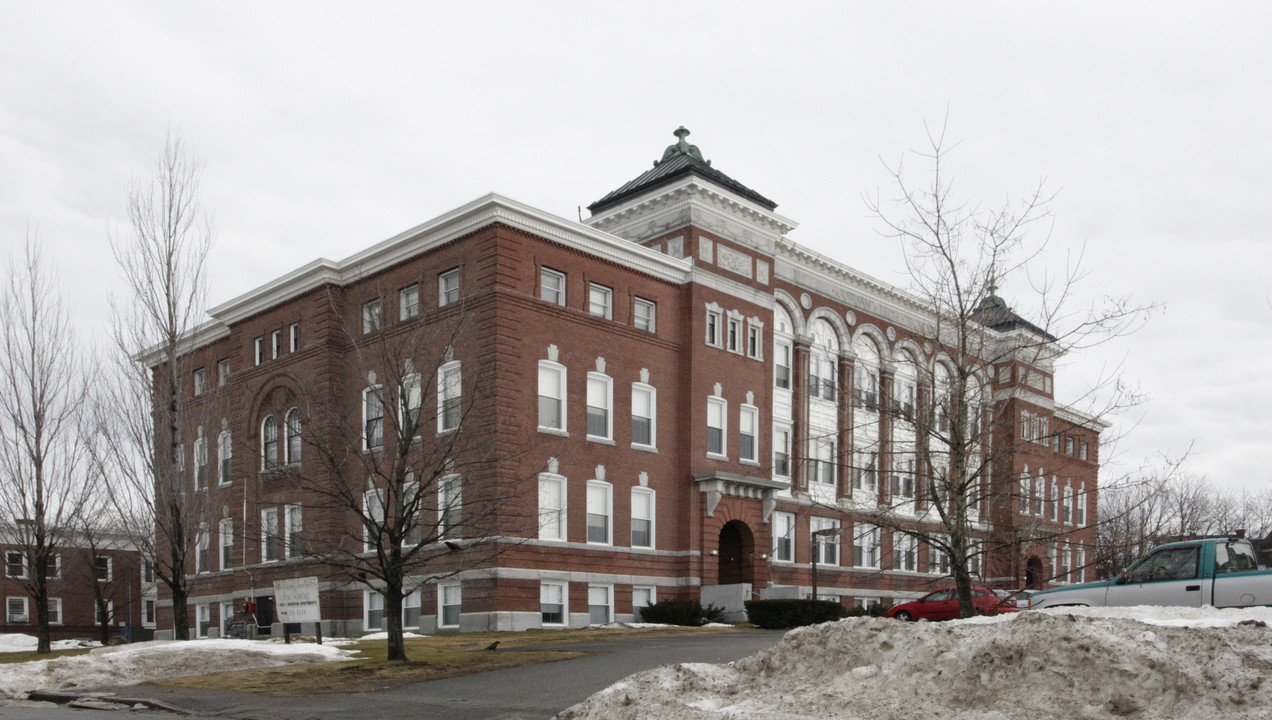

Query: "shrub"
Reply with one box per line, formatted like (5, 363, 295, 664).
(639, 598, 726, 626)
(844, 602, 891, 618)
(744, 599, 849, 629)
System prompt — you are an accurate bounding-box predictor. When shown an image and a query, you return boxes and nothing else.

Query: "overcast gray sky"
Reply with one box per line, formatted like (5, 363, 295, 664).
(3, 2, 1269, 492)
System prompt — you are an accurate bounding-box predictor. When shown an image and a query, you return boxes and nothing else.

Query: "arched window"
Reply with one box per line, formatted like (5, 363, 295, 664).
(261, 416, 278, 470)
(809, 319, 839, 402)
(851, 334, 881, 411)
(285, 408, 302, 464)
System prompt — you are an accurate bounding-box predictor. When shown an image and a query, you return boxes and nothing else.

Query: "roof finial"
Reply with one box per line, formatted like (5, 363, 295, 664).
(978, 268, 1007, 312)
(655, 126, 707, 167)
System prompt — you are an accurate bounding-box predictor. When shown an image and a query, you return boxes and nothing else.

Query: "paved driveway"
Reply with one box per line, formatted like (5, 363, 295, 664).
(32, 629, 783, 720)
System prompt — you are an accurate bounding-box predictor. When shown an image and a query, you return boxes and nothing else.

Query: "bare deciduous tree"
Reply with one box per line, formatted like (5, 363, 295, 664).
(0, 238, 93, 653)
(102, 134, 213, 641)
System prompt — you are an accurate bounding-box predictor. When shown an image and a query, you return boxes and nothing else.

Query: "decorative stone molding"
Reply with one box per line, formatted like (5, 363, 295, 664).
(694, 471, 789, 521)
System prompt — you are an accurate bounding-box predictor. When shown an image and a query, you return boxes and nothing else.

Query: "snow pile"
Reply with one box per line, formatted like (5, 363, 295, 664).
(0, 635, 100, 653)
(558, 607, 1272, 720)
(0, 638, 353, 699)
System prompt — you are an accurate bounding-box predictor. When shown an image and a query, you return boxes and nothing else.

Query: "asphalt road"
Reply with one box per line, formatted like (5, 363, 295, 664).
(1, 629, 784, 720)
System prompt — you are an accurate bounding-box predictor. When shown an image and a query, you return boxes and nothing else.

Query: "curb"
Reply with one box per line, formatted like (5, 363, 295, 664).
(27, 690, 196, 715)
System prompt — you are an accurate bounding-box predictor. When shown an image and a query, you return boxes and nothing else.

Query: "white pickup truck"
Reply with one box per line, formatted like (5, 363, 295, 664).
(1029, 537, 1272, 610)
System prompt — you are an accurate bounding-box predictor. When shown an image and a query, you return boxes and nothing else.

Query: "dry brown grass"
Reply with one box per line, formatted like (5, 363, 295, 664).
(151, 625, 741, 697)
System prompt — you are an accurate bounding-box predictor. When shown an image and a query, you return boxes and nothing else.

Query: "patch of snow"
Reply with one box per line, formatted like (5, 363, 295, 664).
(0, 635, 101, 653)
(357, 631, 427, 641)
(557, 606, 1272, 720)
(0, 638, 354, 699)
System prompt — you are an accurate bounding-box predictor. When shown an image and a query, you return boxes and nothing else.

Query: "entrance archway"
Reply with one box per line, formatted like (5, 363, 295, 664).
(1026, 555, 1045, 589)
(718, 520, 754, 585)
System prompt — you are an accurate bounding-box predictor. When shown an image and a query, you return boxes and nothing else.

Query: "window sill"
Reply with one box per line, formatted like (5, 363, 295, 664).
(586, 436, 616, 446)
(740, 459, 760, 467)
(706, 452, 728, 461)
(538, 427, 569, 438)
(630, 443, 658, 454)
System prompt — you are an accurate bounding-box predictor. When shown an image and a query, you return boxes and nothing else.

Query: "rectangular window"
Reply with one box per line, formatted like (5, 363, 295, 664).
(48, 555, 61, 580)
(1033, 471, 1045, 515)
(363, 489, 384, 553)
(364, 386, 384, 450)
(439, 583, 462, 627)
(197, 604, 211, 638)
(261, 507, 280, 563)
(365, 591, 385, 633)
(95, 599, 113, 626)
(144, 599, 156, 626)
(892, 532, 916, 572)
(930, 537, 951, 575)
(853, 524, 879, 569)
(538, 474, 566, 541)
(399, 284, 420, 320)
(195, 526, 209, 574)
(438, 362, 462, 433)
(588, 585, 612, 625)
(1074, 548, 1086, 583)
(631, 384, 655, 448)
(94, 556, 112, 581)
(706, 308, 722, 348)
(1049, 481, 1059, 521)
(811, 517, 840, 566)
(1080, 442, 1089, 461)
(540, 268, 566, 305)
(538, 362, 566, 432)
(706, 396, 726, 457)
(194, 435, 208, 491)
(218, 359, 230, 386)
(439, 475, 462, 540)
(968, 540, 982, 576)
(285, 504, 304, 559)
(401, 476, 422, 547)
(739, 405, 758, 463)
(726, 316, 742, 353)
(290, 322, 300, 352)
(362, 300, 382, 334)
(586, 482, 612, 545)
(588, 283, 612, 319)
(254, 337, 264, 366)
(439, 269, 460, 306)
(633, 298, 656, 332)
(5, 551, 23, 578)
(1066, 437, 1075, 455)
(401, 373, 422, 438)
(853, 365, 878, 409)
(193, 368, 206, 396)
(773, 428, 791, 478)
(220, 519, 234, 570)
(6, 597, 27, 624)
(45, 597, 61, 625)
(404, 590, 422, 629)
(773, 512, 795, 562)
(747, 323, 762, 360)
(632, 587, 655, 621)
(814, 441, 836, 486)
(775, 342, 791, 389)
(631, 488, 654, 548)
(540, 582, 566, 625)
(272, 330, 282, 359)
(1076, 484, 1087, 526)
(1020, 472, 1031, 515)
(586, 373, 612, 441)
(218, 431, 232, 485)
(854, 451, 878, 494)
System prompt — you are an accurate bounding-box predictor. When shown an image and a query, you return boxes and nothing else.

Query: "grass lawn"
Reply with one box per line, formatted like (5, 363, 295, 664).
(0, 648, 94, 664)
(151, 625, 745, 697)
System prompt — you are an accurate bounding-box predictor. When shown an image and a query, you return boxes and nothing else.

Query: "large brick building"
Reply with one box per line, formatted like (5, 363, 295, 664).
(150, 128, 1101, 637)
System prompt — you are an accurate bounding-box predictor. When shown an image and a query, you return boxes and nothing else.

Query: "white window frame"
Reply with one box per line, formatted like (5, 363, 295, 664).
(290, 322, 300, 352)
(773, 426, 792, 479)
(362, 299, 382, 334)
(811, 517, 840, 566)
(220, 518, 234, 571)
(438, 361, 462, 434)
(853, 524, 880, 569)
(95, 599, 113, 626)
(95, 555, 113, 582)
(261, 507, 281, 563)
(399, 283, 420, 320)
(774, 340, 792, 389)
(746, 321, 763, 360)
(144, 599, 156, 627)
(538, 361, 567, 433)
(705, 306, 723, 348)
(439, 475, 462, 541)
(633, 297, 656, 332)
(630, 382, 656, 449)
(772, 511, 795, 562)
(217, 430, 232, 486)
(285, 504, 303, 559)
(6, 597, 27, 624)
(272, 329, 282, 359)
(892, 532, 917, 572)
(285, 408, 302, 465)
(193, 368, 206, 396)
(47, 597, 62, 625)
(363, 386, 384, 450)
(1080, 441, 1089, 461)
(706, 395, 727, 459)
(439, 583, 462, 628)
(254, 337, 264, 366)
(929, 536, 951, 576)
(540, 267, 566, 306)
(1076, 483, 1087, 526)
(585, 372, 613, 442)
(586, 480, 613, 546)
(195, 525, 210, 574)
(726, 314, 743, 354)
(48, 554, 61, 580)
(363, 488, 384, 553)
(538, 473, 567, 542)
(540, 581, 567, 626)
(218, 358, 230, 386)
(261, 415, 279, 470)
(439, 268, 460, 307)
(404, 589, 422, 630)
(587, 584, 613, 625)
(632, 586, 656, 621)
(631, 487, 655, 549)
(364, 590, 385, 633)
(197, 603, 211, 638)
(400, 373, 422, 440)
(588, 283, 612, 319)
(5, 551, 24, 579)
(739, 404, 759, 463)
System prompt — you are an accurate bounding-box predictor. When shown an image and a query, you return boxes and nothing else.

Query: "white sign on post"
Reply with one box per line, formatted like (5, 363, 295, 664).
(273, 576, 321, 623)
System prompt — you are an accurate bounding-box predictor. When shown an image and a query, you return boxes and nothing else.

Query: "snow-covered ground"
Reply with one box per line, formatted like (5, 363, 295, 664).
(0, 637, 353, 699)
(0, 635, 101, 654)
(559, 606, 1272, 720)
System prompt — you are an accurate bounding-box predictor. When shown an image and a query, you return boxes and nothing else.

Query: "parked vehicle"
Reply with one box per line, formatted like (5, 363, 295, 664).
(886, 585, 1018, 621)
(1029, 536, 1272, 610)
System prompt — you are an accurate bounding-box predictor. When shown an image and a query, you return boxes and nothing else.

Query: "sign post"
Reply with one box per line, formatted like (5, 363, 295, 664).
(273, 577, 322, 645)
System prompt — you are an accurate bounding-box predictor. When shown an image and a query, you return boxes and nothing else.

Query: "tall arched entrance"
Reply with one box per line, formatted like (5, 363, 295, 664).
(718, 520, 754, 586)
(1026, 555, 1045, 589)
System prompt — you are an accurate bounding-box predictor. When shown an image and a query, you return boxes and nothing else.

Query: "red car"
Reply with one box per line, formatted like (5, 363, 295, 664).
(886, 586, 1019, 621)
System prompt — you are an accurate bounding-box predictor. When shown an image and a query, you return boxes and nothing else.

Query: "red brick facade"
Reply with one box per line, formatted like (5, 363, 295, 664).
(151, 131, 1103, 636)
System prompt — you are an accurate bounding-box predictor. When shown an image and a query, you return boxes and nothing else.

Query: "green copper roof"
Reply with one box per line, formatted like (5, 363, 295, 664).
(588, 127, 778, 215)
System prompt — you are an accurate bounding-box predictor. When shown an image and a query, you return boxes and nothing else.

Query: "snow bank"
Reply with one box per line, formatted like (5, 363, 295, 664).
(0, 638, 353, 699)
(558, 607, 1272, 720)
(0, 635, 100, 653)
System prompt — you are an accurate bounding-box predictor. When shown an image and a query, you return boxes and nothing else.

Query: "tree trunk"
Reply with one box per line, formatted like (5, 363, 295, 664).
(171, 584, 190, 641)
(384, 578, 408, 662)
